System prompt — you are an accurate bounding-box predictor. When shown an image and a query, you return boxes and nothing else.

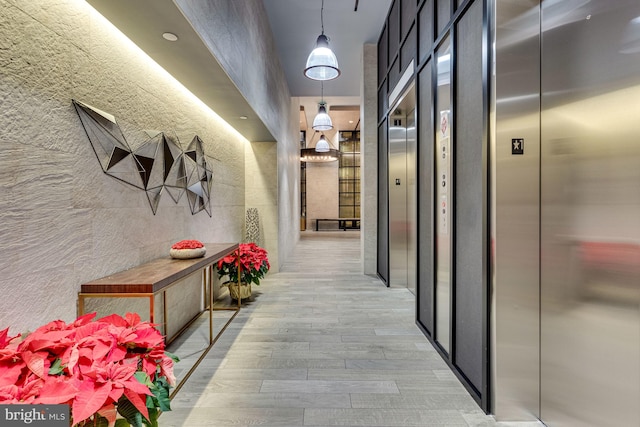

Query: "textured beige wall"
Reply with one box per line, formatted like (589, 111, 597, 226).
(306, 160, 340, 229)
(245, 141, 279, 272)
(0, 0, 248, 332)
(361, 44, 379, 275)
(175, 0, 300, 270)
(277, 98, 301, 267)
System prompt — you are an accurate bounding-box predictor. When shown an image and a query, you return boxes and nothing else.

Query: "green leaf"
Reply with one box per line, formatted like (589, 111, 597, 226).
(92, 414, 110, 427)
(115, 419, 130, 427)
(164, 350, 180, 363)
(134, 371, 153, 387)
(117, 399, 143, 427)
(142, 407, 159, 427)
(151, 379, 172, 412)
(48, 358, 64, 375)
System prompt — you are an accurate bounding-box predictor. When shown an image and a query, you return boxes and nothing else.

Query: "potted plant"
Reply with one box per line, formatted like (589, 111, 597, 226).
(216, 243, 270, 300)
(169, 239, 206, 259)
(0, 312, 178, 427)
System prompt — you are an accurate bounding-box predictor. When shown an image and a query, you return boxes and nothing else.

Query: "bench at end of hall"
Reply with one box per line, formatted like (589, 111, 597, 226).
(315, 218, 361, 231)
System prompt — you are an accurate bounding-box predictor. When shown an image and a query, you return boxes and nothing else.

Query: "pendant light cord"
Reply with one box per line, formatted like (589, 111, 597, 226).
(321, 0, 325, 35)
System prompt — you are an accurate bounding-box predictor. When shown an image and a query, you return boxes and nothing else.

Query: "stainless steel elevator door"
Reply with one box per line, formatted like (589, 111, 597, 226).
(388, 116, 407, 288)
(540, 1, 640, 425)
(388, 84, 417, 291)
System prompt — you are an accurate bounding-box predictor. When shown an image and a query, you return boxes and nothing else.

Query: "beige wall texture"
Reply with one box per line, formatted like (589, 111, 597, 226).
(305, 131, 340, 228)
(245, 141, 279, 270)
(361, 44, 379, 275)
(306, 160, 340, 229)
(0, 0, 295, 333)
(175, 0, 300, 270)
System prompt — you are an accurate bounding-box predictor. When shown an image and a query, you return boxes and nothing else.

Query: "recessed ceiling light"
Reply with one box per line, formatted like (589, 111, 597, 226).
(162, 32, 178, 42)
(239, 116, 248, 120)
(349, 120, 354, 124)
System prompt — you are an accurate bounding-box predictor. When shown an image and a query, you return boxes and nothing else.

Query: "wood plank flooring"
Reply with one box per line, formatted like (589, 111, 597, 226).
(161, 232, 541, 426)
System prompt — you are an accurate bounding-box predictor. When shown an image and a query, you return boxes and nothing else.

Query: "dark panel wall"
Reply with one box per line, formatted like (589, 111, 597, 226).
(378, 25, 388, 84)
(418, 0, 434, 63)
(388, 0, 400, 66)
(454, 0, 484, 393)
(436, 0, 450, 35)
(377, 0, 490, 411)
(401, 0, 416, 40)
(417, 60, 434, 335)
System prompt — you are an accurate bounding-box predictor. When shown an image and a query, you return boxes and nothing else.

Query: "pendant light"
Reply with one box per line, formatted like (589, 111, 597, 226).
(304, 0, 340, 81)
(300, 131, 339, 162)
(315, 134, 330, 152)
(312, 82, 333, 131)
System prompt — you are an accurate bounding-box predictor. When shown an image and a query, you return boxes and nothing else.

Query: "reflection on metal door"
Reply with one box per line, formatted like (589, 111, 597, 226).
(388, 83, 417, 292)
(540, 1, 640, 425)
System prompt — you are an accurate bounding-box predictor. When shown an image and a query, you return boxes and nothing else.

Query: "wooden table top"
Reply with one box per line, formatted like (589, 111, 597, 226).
(80, 243, 238, 294)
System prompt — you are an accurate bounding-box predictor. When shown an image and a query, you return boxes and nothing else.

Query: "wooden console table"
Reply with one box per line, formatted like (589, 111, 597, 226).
(78, 243, 241, 395)
(79, 242, 239, 340)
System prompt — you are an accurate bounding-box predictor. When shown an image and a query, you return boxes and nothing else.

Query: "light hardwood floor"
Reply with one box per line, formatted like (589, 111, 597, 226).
(161, 232, 541, 426)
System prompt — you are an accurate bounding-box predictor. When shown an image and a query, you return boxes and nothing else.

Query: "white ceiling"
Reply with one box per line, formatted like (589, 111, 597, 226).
(263, 0, 392, 98)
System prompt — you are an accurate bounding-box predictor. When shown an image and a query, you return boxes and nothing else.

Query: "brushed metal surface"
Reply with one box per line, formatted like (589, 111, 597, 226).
(388, 83, 417, 290)
(435, 36, 452, 353)
(491, 0, 541, 420)
(378, 120, 389, 283)
(388, 111, 408, 288)
(407, 105, 418, 296)
(540, 0, 640, 425)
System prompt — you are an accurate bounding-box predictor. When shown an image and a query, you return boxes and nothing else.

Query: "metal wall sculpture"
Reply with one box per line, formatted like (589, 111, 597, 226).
(73, 100, 213, 216)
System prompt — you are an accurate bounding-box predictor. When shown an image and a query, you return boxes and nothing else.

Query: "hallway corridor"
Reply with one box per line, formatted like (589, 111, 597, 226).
(160, 233, 527, 426)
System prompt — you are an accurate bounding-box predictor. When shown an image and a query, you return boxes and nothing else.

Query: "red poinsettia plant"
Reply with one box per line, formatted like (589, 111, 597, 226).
(216, 243, 270, 286)
(171, 239, 204, 250)
(0, 312, 178, 427)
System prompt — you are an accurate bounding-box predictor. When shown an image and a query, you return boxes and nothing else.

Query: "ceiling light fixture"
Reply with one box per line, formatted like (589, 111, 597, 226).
(312, 102, 332, 130)
(312, 82, 333, 131)
(300, 148, 339, 162)
(300, 131, 339, 162)
(304, 0, 340, 81)
(315, 134, 330, 152)
(162, 32, 178, 42)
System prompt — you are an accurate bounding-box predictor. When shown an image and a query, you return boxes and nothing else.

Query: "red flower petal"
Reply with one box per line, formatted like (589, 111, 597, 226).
(72, 381, 112, 424)
(34, 376, 78, 405)
(171, 239, 204, 249)
(123, 388, 150, 421)
(21, 351, 48, 379)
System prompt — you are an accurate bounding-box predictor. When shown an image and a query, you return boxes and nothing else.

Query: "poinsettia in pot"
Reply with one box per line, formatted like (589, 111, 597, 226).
(216, 243, 270, 300)
(170, 239, 206, 259)
(0, 312, 178, 427)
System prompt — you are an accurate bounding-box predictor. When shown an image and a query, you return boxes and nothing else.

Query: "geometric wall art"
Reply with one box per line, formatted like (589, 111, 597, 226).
(72, 99, 214, 216)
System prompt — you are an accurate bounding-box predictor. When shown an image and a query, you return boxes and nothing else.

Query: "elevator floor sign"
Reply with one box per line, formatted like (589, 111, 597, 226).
(512, 138, 524, 155)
